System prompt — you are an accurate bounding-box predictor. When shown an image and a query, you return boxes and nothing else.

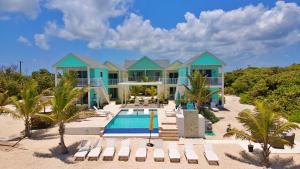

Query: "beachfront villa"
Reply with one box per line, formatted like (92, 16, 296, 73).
(53, 51, 225, 109)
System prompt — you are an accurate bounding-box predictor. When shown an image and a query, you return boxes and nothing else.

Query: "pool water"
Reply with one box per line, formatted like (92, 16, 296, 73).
(104, 109, 159, 134)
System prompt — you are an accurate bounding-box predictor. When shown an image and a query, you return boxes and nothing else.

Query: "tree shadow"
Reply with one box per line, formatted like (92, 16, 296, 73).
(225, 150, 300, 169)
(33, 141, 80, 164)
(30, 129, 58, 140)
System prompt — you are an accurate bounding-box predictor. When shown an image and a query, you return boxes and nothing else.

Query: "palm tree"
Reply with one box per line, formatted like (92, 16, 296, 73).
(183, 71, 219, 121)
(130, 86, 140, 99)
(40, 73, 88, 154)
(9, 81, 44, 138)
(0, 91, 12, 114)
(146, 86, 157, 99)
(223, 101, 299, 167)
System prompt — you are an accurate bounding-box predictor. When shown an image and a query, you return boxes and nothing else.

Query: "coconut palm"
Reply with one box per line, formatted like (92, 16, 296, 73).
(130, 86, 141, 99)
(40, 73, 88, 154)
(9, 81, 44, 138)
(183, 71, 219, 121)
(0, 91, 12, 114)
(223, 101, 299, 167)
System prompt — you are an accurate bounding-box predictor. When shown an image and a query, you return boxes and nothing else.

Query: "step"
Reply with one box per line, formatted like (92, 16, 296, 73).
(160, 137, 179, 141)
(159, 131, 178, 135)
(162, 122, 177, 125)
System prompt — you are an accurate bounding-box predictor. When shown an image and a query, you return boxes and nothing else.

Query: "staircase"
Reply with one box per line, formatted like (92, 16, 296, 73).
(159, 121, 179, 141)
(95, 79, 110, 103)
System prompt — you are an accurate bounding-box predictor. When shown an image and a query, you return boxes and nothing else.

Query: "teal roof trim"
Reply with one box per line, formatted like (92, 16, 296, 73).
(127, 56, 163, 70)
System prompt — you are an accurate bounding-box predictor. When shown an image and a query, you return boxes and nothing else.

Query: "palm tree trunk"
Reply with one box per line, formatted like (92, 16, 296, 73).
(24, 117, 31, 138)
(262, 143, 270, 167)
(59, 121, 68, 154)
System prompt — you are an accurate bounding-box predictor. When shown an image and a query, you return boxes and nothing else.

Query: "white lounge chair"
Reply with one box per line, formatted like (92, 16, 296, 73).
(203, 143, 219, 165)
(168, 142, 180, 162)
(135, 139, 147, 161)
(154, 139, 164, 162)
(144, 99, 149, 106)
(184, 143, 198, 164)
(102, 139, 116, 161)
(134, 98, 140, 106)
(118, 139, 131, 161)
(87, 139, 102, 161)
(93, 106, 110, 117)
(74, 140, 91, 161)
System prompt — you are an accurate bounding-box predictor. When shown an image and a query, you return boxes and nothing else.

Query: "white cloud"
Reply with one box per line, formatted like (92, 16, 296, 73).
(17, 36, 32, 46)
(35, 1, 300, 61)
(34, 33, 49, 50)
(0, 0, 40, 19)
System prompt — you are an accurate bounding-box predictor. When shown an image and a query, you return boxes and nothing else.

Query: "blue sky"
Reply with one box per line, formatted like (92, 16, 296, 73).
(0, 0, 300, 74)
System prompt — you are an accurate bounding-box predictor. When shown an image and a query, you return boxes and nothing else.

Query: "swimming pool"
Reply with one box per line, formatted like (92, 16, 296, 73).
(104, 109, 159, 134)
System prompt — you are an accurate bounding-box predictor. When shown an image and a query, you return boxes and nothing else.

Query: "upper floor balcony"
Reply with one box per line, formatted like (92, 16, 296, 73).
(57, 78, 105, 87)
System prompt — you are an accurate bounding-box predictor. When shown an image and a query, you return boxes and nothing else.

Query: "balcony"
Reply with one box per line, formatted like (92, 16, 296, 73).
(127, 76, 161, 82)
(165, 78, 178, 84)
(109, 79, 119, 85)
(57, 78, 105, 87)
(178, 77, 222, 86)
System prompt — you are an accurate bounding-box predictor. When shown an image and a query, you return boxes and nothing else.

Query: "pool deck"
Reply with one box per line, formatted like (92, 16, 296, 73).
(65, 101, 176, 136)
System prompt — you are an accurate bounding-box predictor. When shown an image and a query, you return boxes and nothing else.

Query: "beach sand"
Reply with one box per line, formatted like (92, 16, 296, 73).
(0, 95, 299, 169)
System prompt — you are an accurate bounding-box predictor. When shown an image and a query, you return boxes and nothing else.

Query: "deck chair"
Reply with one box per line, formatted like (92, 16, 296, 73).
(184, 143, 198, 164)
(74, 140, 91, 161)
(168, 142, 180, 162)
(118, 139, 131, 161)
(87, 138, 102, 161)
(134, 98, 140, 106)
(93, 106, 109, 117)
(102, 139, 116, 161)
(135, 139, 147, 161)
(144, 99, 149, 106)
(154, 139, 164, 162)
(203, 143, 219, 165)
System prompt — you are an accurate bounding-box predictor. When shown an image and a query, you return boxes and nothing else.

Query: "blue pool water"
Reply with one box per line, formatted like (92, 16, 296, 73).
(104, 109, 159, 134)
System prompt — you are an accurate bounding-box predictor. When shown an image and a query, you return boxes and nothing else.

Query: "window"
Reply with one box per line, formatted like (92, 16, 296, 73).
(100, 72, 103, 77)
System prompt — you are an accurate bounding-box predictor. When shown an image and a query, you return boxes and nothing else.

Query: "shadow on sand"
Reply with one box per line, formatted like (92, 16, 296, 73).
(225, 150, 300, 169)
(30, 129, 58, 141)
(33, 141, 80, 164)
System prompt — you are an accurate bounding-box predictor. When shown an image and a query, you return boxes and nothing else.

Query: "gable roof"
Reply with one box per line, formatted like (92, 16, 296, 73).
(104, 61, 123, 71)
(165, 60, 183, 70)
(125, 56, 170, 69)
(53, 53, 106, 68)
(181, 51, 226, 67)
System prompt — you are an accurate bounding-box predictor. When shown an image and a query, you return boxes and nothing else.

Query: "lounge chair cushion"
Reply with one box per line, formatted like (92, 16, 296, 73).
(169, 149, 180, 159)
(103, 147, 115, 157)
(74, 150, 88, 158)
(88, 147, 102, 157)
(118, 147, 130, 157)
(204, 150, 219, 161)
(154, 148, 164, 158)
(185, 149, 198, 160)
(135, 148, 147, 158)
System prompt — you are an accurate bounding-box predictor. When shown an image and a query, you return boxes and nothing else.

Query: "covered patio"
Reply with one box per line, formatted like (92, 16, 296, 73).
(118, 81, 164, 107)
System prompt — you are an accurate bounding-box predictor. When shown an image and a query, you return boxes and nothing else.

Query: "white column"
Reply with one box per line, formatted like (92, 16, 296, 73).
(157, 85, 159, 106)
(55, 68, 58, 86)
(221, 65, 225, 108)
(87, 67, 91, 108)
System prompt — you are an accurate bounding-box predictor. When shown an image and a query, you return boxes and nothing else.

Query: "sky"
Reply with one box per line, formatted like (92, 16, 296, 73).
(0, 0, 300, 74)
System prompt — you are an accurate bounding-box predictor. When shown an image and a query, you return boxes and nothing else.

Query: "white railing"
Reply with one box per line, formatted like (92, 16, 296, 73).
(177, 77, 222, 86)
(109, 79, 119, 85)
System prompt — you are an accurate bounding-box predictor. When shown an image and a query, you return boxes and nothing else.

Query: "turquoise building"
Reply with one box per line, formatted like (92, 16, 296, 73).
(53, 52, 225, 108)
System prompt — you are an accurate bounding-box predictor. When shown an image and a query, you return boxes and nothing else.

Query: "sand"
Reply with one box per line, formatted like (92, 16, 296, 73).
(0, 95, 299, 169)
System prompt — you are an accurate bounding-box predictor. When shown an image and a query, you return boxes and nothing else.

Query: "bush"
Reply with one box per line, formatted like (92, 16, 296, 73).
(31, 115, 53, 129)
(239, 93, 252, 104)
(202, 109, 219, 123)
(288, 111, 300, 123)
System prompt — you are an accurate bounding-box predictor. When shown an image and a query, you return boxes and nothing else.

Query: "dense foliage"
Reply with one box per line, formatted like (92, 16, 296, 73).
(225, 64, 300, 122)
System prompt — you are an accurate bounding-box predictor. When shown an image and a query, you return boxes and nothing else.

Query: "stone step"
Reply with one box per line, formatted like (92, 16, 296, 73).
(161, 121, 177, 125)
(159, 131, 178, 135)
(160, 136, 179, 141)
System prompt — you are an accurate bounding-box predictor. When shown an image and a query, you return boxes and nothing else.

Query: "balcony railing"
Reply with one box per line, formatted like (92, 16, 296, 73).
(109, 79, 119, 85)
(165, 78, 178, 84)
(128, 76, 161, 82)
(178, 77, 222, 86)
(57, 78, 106, 87)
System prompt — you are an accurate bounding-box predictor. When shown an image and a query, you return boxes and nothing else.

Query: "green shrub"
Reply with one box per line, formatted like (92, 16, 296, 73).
(288, 111, 300, 123)
(201, 109, 219, 123)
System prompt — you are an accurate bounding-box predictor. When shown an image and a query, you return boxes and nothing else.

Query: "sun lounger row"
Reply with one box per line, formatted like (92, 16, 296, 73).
(74, 139, 219, 165)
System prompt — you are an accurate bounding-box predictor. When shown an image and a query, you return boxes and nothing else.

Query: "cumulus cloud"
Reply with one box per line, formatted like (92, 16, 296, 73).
(0, 0, 40, 19)
(34, 34, 49, 50)
(17, 36, 32, 46)
(35, 1, 300, 61)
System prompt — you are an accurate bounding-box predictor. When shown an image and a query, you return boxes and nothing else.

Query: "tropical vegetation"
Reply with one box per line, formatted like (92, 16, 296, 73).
(8, 80, 45, 138)
(224, 101, 299, 167)
(40, 73, 88, 154)
(225, 64, 300, 122)
(183, 71, 219, 123)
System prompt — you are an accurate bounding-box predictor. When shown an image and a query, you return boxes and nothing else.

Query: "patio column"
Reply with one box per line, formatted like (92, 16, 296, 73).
(87, 67, 91, 108)
(157, 84, 159, 106)
(221, 65, 225, 108)
(54, 68, 58, 86)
